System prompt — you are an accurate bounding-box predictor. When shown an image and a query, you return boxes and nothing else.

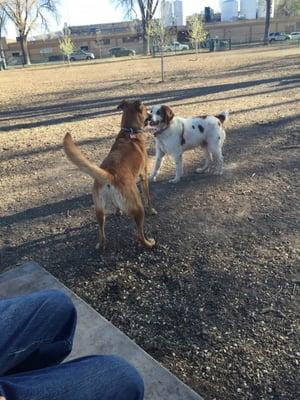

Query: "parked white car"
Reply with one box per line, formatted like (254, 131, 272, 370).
(163, 41, 189, 52)
(70, 50, 95, 61)
(268, 32, 289, 42)
(288, 32, 300, 40)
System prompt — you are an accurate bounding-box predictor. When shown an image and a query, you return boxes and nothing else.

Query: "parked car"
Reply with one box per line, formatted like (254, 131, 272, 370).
(109, 47, 136, 57)
(163, 41, 189, 52)
(268, 32, 289, 42)
(69, 50, 95, 61)
(288, 32, 300, 40)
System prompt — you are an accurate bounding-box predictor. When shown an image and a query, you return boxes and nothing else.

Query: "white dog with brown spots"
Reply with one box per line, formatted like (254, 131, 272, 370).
(149, 105, 229, 183)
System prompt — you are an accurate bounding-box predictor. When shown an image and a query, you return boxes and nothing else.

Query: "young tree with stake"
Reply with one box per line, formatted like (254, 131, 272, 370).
(148, 18, 168, 82)
(188, 14, 207, 55)
(59, 35, 75, 64)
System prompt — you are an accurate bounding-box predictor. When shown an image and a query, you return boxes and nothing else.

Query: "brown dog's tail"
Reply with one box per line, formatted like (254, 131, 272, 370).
(63, 133, 113, 185)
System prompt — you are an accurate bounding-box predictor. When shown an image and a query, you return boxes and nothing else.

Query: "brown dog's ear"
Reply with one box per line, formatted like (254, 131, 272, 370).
(161, 105, 174, 125)
(134, 100, 143, 111)
(117, 100, 128, 111)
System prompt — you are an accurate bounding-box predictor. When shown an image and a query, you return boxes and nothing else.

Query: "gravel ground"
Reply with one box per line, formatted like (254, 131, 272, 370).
(0, 45, 299, 400)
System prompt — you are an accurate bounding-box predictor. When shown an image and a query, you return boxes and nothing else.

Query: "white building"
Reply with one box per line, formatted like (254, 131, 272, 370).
(221, 0, 238, 22)
(173, 0, 183, 26)
(240, 0, 257, 20)
(161, 0, 173, 27)
(161, 0, 183, 27)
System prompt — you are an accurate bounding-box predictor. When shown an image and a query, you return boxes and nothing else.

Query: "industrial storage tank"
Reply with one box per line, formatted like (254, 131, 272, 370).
(221, 0, 238, 22)
(240, 0, 257, 20)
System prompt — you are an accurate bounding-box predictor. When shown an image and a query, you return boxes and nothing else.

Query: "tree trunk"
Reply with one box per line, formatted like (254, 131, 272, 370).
(160, 43, 165, 82)
(147, 28, 151, 55)
(0, 44, 6, 70)
(20, 34, 31, 65)
(142, 18, 148, 54)
(264, 0, 272, 45)
(160, 48, 164, 82)
(0, 30, 6, 70)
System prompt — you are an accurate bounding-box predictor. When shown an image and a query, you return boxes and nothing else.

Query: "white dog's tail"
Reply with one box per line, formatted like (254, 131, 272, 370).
(215, 111, 229, 125)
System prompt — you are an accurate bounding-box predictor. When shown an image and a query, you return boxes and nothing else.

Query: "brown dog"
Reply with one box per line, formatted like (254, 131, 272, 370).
(63, 99, 156, 251)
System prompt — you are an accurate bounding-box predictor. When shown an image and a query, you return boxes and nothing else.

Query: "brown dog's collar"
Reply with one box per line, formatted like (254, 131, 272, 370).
(121, 127, 144, 140)
(121, 127, 144, 134)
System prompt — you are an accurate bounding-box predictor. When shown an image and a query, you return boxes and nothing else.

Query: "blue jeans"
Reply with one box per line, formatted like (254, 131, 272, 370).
(0, 290, 144, 400)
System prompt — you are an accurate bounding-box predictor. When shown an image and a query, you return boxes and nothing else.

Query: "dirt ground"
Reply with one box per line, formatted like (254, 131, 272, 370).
(0, 45, 299, 399)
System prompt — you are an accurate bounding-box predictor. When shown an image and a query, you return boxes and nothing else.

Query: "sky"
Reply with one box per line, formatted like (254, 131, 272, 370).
(5, 0, 221, 39)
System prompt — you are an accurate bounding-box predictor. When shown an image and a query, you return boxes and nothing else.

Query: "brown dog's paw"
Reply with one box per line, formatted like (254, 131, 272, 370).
(148, 207, 158, 216)
(95, 241, 106, 252)
(145, 238, 156, 248)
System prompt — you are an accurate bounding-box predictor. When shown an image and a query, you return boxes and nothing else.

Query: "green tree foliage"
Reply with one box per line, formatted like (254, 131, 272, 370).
(59, 35, 75, 64)
(147, 18, 169, 50)
(147, 18, 167, 81)
(188, 14, 207, 54)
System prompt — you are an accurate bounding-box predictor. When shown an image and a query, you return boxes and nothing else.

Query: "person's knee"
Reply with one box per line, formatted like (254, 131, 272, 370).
(38, 290, 76, 318)
(113, 356, 144, 399)
(90, 355, 144, 399)
(34, 290, 76, 340)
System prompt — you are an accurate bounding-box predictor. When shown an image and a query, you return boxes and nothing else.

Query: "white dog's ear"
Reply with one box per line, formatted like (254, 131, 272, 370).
(161, 105, 174, 125)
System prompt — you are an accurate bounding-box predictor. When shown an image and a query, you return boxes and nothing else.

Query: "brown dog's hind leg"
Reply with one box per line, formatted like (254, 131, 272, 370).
(132, 205, 155, 248)
(93, 183, 106, 251)
(140, 171, 157, 215)
(95, 208, 106, 251)
(128, 188, 155, 248)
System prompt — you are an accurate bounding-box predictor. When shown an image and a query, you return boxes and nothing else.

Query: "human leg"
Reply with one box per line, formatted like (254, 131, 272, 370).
(0, 290, 76, 376)
(0, 355, 144, 400)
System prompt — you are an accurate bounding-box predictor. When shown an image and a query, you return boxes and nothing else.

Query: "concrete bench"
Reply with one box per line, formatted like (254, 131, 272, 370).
(0, 262, 203, 400)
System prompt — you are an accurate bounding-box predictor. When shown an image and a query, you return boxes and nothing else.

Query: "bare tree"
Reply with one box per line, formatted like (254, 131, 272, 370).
(113, 0, 160, 54)
(0, 7, 6, 38)
(264, 0, 272, 45)
(0, 0, 59, 65)
(276, 0, 300, 16)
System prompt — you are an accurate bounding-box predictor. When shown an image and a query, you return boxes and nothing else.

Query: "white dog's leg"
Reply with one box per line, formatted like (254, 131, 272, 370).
(196, 149, 212, 174)
(169, 154, 183, 183)
(150, 147, 165, 182)
(211, 147, 224, 175)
